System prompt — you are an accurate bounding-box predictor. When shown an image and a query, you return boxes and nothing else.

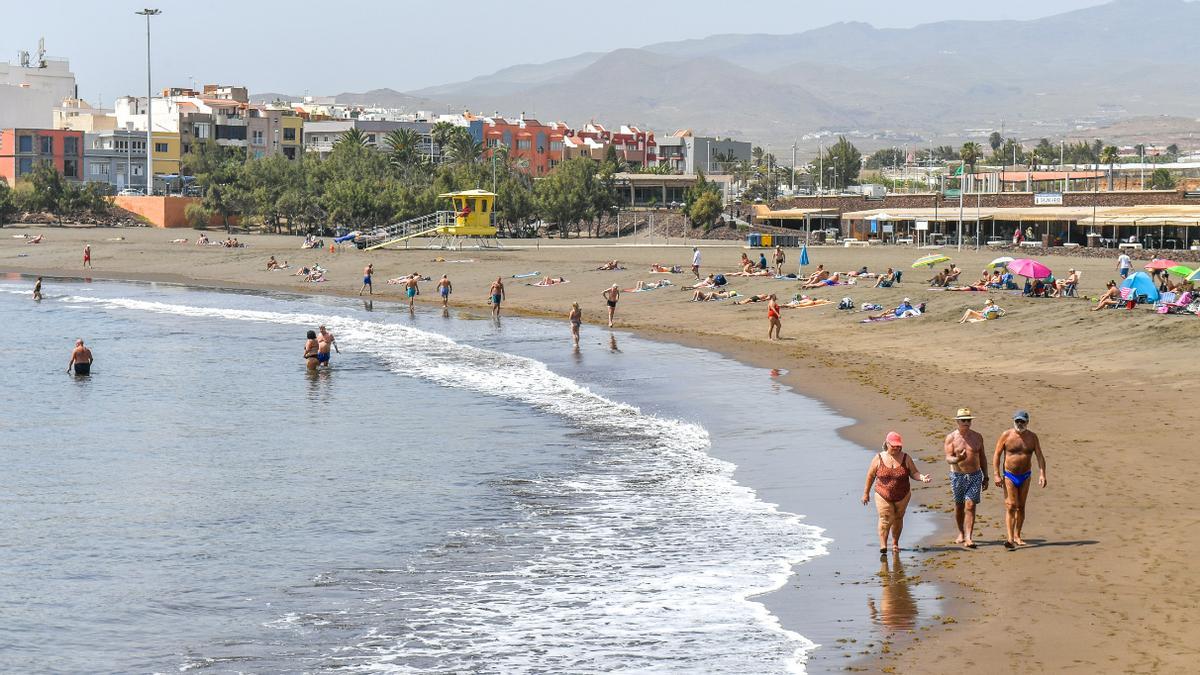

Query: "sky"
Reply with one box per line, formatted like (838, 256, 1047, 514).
(4, 0, 1114, 105)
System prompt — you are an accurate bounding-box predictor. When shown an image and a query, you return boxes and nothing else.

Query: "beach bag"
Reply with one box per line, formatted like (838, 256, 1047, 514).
(714, 274, 727, 286)
(837, 297, 854, 310)
(861, 303, 883, 311)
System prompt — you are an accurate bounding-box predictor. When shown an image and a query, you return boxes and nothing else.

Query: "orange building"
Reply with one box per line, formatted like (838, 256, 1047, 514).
(0, 128, 85, 186)
(481, 115, 568, 176)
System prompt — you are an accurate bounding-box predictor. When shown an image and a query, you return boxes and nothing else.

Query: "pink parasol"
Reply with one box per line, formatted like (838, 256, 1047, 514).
(1143, 259, 1179, 271)
(1007, 258, 1052, 279)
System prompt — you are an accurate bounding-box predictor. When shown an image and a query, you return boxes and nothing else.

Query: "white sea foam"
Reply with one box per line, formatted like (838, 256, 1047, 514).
(42, 289, 830, 673)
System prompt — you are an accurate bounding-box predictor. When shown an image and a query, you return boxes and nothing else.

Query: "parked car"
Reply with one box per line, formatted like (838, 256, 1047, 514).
(116, 188, 145, 196)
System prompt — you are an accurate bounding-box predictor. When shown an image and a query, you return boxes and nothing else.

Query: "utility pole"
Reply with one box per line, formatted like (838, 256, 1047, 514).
(136, 8, 161, 195)
(790, 143, 796, 192)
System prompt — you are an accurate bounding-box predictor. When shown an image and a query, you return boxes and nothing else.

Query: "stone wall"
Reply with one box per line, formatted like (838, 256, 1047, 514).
(773, 189, 1191, 213)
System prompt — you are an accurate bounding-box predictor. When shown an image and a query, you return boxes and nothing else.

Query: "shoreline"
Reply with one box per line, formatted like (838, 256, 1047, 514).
(5, 226, 1198, 673)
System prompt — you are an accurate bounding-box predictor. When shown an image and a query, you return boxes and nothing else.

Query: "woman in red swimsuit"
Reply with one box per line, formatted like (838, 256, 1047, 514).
(766, 294, 781, 340)
(862, 432, 931, 558)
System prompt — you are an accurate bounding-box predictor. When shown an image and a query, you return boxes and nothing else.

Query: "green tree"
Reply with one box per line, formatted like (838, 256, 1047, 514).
(535, 157, 597, 238)
(444, 129, 483, 164)
(1149, 168, 1176, 190)
(687, 192, 722, 231)
(959, 142, 983, 172)
(1100, 145, 1120, 191)
(336, 127, 370, 149)
(0, 178, 17, 223)
(183, 140, 246, 230)
(988, 132, 1003, 153)
(812, 136, 862, 190)
(864, 147, 904, 170)
(751, 145, 765, 168)
(431, 122, 458, 155)
(384, 128, 423, 169)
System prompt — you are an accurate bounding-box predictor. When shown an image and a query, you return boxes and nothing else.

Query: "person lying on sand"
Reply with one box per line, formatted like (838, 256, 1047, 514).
(783, 295, 829, 308)
(800, 265, 829, 285)
(632, 279, 671, 291)
(170, 238, 188, 244)
(845, 266, 875, 278)
(945, 282, 989, 291)
(531, 276, 568, 286)
(685, 274, 717, 289)
(873, 297, 921, 319)
(648, 264, 682, 273)
(304, 269, 326, 282)
(733, 293, 774, 304)
(959, 298, 1005, 323)
(802, 272, 842, 289)
(26, 234, 43, 244)
(727, 266, 774, 277)
(596, 260, 624, 270)
(387, 273, 431, 284)
(1091, 281, 1120, 310)
(196, 234, 210, 245)
(691, 289, 736, 301)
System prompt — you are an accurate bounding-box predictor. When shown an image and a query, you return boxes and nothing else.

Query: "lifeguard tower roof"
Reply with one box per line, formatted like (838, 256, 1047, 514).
(438, 189, 496, 198)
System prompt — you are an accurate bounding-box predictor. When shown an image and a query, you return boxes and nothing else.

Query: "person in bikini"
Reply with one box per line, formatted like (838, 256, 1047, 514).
(1092, 280, 1120, 311)
(993, 410, 1047, 550)
(568, 302, 582, 348)
(944, 408, 988, 548)
(863, 431, 932, 559)
(766, 294, 782, 340)
(303, 330, 319, 371)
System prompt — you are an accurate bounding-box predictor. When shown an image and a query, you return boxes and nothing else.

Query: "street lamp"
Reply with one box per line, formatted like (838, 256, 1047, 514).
(136, 8, 161, 195)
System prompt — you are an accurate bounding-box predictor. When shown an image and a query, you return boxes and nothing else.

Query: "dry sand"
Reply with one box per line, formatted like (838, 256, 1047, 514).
(4, 225, 1198, 673)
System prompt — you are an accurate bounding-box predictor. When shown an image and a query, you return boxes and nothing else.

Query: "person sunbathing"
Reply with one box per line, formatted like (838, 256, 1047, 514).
(783, 295, 827, 308)
(634, 279, 671, 291)
(691, 289, 735, 301)
(26, 234, 43, 244)
(1050, 269, 1078, 297)
(945, 282, 989, 291)
(648, 264, 681, 273)
(873, 298, 921, 319)
(928, 269, 948, 287)
(292, 266, 311, 277)
(1091, 281, 1120, 311)
(959, 298, 1006, 323)
(846, 266, 874, 278)
(266, 255, 281, 271)
(974, 270, 990, 286)
(171, 238, 188, 244)
(596, 260, 623, 270)
(800, 265, 829, 285)
(305, 268, 326, 282)
(946, 265, 962, 283)
(196, 234, 210, 245)
(533, 276, 568, 286)
(686, 274, 717, 289)
(874, 268, 896, 288)
(733, 293, 773, 304)
(986, 271, 1003, 287)
(802, 272, 841, 289)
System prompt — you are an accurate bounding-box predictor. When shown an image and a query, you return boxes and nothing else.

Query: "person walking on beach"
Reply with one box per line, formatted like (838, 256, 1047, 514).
(317, 325, 338, 367)
(944, 408, 988, 549)
(602, 284, 620, 327)
(359, 264, 374, 296)
(404, 273, 420, 311)
(33, 276, 43, 301)
(993, 410, 1047, 550)
(1117, 252, 1132, 279)
(82, 244, 92, 269)
(67, 339, 93, 376)
(863, 432, 931, 559)
(303, 330, 320, 371)
(568, 302, 582, 348)
(773, 246, 786, 277)
(767, 294, 782, 340)
(437, 275, 453, 308)
(691, 247, 702, 280)
(489, 277, 505, 317)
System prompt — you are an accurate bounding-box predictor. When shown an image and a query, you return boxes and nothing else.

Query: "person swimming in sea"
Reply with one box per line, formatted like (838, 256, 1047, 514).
(993, 410, 1047, 549)
(68, 339, 93, 376)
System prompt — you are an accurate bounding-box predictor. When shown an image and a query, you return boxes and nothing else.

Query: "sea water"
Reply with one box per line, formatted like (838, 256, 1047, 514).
(0, 277, 832, 673)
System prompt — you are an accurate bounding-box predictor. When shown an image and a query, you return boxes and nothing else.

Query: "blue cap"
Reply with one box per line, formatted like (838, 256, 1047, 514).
(1013, 410, 1029, 422)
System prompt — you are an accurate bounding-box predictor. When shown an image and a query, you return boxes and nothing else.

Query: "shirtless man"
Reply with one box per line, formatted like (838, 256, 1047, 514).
(359, 263, 374, 296)
(489, 277, 505, 317)
(773, 246, 786, 277)
(602, 284, 620, 327)
(944, 407, 988, 548)
(801, 264, 828, 285)
(33, 276, 43, 301)
(437, 275, 453, 308)
(68, 339, 93, 375)
(993, 410, 1047, 549)
(404, 273, 420, 311)
(317, 324, 338, 367)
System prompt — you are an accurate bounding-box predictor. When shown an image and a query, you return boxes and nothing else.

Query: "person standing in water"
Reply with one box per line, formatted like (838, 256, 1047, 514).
(568, 302, 582, 348)
(602, 284, 620, 327)
(404, 273, 420, 311)
(303, 330, 319, 371)
(359, 263, 374, 296)
(317, 325, 338, 367)
(437, 275, 453, 308)
(863, 431, 932, 559)
(944, 407, 988, 549)
(33, 276, 43, 301)
(82, 244, 92, 269)
(993, 410, 1047, 550)
(489, 277, 505, 317)
(68, 339, 93, 375)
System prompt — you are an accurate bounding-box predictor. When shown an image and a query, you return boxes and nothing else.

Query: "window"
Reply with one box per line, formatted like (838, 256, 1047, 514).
(283, 147, 296, 160)
(516, 139, 531, 150)
(283, 127, 296, 141)
(132, 165, 144, 176)
(252, 130, 264, 144)
(195, 124, 210, 139)
(154, 142, 168, 153)
(40, 136, 53, 154)
(92, 163, 110, 176)
(64, 137, 78, 155)
(63, 159, 78, 178)
(18, 135, 33, 152)
(367, 134, 376, 144)
(550, 141, 563, 151)
(17, 158, 33, 175)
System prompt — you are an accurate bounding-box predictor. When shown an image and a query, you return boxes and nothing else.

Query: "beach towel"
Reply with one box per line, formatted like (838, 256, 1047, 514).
(773, 274, 799, 280)
(511, 271, 540, 279)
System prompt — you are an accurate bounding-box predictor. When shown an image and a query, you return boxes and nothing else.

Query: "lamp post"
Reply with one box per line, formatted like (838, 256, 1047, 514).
(136, 8, 161, 195)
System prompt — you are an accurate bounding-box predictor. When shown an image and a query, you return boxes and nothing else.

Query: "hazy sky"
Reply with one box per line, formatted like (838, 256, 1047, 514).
(4, 0, 1112, 104)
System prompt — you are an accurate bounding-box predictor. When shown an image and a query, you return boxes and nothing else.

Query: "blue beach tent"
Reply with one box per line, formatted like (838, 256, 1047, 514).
(1119, 271, 1160, 304)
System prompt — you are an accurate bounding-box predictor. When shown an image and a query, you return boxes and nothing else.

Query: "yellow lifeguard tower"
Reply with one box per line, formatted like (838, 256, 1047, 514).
(362, 189, 502, 250)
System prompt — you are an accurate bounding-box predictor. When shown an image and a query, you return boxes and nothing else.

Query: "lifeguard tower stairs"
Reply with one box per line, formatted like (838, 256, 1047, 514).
(361, 190, 503, 251)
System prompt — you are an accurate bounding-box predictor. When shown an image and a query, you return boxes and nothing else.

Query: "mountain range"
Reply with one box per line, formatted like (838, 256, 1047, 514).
(254, 0, 1200, 151)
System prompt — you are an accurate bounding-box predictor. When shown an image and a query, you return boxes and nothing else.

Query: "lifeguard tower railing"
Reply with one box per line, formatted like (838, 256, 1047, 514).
(358, 211, 457, 250)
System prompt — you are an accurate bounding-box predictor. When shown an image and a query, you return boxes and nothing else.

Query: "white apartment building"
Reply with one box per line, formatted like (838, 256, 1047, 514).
(0, 50, 77, 129)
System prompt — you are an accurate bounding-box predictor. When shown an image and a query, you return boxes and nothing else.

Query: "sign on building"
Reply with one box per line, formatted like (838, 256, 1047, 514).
(1034, 192, 1063, 206)
(915, 220, 929, 231)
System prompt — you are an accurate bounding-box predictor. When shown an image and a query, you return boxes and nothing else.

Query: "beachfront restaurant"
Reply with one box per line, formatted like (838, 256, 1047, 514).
(750, 205, 839, 239)
(1078, 206, 1200, 250)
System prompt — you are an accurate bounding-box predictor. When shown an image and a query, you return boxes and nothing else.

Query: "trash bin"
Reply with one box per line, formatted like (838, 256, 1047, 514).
(762, 234, 772, 247)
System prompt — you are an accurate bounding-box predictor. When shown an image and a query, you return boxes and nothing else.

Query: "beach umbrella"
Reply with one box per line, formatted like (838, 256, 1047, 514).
(1007, 258, 1052, 279)
(799, 242, 810, 267)
(1120, 271, 1160, 303)
(988, 256, 1015, 269)
(1166, 265, 1194, 277)
(913, 254, 950, 269)
(1187, 268, 1200, 283)
(1144, 259, 1179, 271)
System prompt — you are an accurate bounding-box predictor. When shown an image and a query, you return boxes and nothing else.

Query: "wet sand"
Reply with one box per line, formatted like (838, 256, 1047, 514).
(5, 225, 1198, 673)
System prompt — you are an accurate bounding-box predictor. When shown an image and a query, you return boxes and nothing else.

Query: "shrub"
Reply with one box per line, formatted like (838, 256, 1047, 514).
(185, 202, 212, 229)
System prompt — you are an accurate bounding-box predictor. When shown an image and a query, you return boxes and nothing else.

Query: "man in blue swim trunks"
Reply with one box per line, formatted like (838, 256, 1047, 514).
(360, 263, 373, 296)
(993, 410, 1047, 550)
(944, 407, 988, 549)
(404, 273, 420, 312)
(437, 275, 453, 308)
(316, 325, 338, 367)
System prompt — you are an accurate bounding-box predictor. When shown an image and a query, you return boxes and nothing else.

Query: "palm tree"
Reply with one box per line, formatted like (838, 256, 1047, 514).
(959, 142, 982, 192)
(335, 127, 369, 149)
(1100, 146, 1119, 191)
(445, 130, 483, 164)
(751, 145, 765, 168)
(431, 122, 458, 156)
(384, 128, 422, 168)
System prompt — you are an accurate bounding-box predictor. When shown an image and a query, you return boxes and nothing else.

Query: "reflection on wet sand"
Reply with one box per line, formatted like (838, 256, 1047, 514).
(868, 555, 918, 632)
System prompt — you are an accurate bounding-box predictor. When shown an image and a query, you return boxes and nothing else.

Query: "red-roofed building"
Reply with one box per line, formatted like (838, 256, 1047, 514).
(572, 122, 656, 168)
(481, 114, 567, 175)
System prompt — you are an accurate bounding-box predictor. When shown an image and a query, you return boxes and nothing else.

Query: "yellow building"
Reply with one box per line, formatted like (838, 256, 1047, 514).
(279, 114, 303, 161)
(151, 131, 182, 175)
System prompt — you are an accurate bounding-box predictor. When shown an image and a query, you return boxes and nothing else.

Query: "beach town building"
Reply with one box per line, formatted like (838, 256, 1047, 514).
(303, 119, 437, 160)
(246, 107, 304, 160)
(54, 99, 116, 133)
(83, 129, 147, 191)
(0, 128, 84, 186)
(0, 46, 77, 129)
(480, 115, 568, 175)
(571, 123, 657, 168)
(654, 131, 751, 174)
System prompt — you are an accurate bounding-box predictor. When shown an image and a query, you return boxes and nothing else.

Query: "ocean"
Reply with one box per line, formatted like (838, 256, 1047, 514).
(1, 276, 838, 673)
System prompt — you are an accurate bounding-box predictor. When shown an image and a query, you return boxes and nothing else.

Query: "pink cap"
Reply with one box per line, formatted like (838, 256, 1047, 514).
(885, 432, 903, 446)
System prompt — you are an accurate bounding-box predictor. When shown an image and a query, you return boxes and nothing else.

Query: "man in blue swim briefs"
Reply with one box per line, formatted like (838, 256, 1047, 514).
(316, 325, 338, 367)
(404, 273, 420, 312)
(944, 407, 988, 549)
(437, 275, 453, 308)
(360, 263, 373, 296)
(993, 410, 1047, 550)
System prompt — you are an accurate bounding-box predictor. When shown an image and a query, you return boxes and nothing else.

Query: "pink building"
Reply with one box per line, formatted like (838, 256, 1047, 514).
(0, 128, 84, 186)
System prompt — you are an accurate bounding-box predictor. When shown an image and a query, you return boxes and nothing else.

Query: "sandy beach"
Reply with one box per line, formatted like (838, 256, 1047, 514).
(5, 225, 1198, 673)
